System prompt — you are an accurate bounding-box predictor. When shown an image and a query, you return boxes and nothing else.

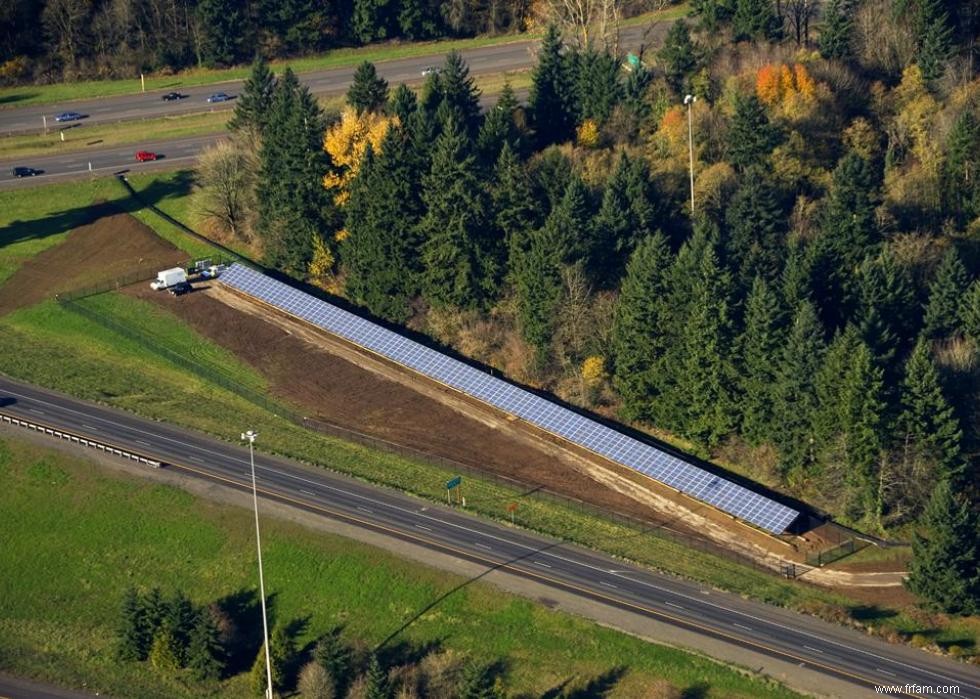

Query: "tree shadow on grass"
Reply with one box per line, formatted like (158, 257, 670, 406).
(215, 588, 279, 676)
(539, 666, 626, 698)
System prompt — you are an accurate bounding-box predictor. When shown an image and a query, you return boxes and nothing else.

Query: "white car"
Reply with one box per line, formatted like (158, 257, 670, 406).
(421, 66, 439, 77)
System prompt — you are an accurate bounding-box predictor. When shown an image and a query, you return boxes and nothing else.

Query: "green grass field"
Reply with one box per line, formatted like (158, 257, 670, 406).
(0, 434, 800, 698)
(1, 172, 976, 660)
(0, 5, 685, 109)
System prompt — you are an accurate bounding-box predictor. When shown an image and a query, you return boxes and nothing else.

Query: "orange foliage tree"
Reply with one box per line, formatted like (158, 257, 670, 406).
(322, 107, 399, 205)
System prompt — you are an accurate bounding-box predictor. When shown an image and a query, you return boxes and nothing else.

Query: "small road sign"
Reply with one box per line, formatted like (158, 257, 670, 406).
(446, 476, 462, 490)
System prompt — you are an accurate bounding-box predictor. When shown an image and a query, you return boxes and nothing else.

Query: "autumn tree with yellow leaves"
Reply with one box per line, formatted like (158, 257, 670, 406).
(322, 107, 399, 204)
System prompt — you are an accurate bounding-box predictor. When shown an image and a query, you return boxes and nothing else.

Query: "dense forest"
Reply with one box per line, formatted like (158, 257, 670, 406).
(193, 0, 980, 611)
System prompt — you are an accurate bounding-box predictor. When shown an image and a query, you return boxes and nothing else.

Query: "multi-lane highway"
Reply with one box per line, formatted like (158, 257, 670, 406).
(1, 374, 978, 699)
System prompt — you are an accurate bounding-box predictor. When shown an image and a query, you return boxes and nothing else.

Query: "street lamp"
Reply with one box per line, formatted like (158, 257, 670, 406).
(684, 94, 697, 216)
(242, 429, 273, 699)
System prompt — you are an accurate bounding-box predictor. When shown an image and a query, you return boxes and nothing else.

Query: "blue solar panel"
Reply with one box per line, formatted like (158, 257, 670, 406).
(220, 264, 800, 534)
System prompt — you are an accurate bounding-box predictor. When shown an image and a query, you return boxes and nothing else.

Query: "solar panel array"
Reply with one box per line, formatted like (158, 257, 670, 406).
(220, 263, 800, 534)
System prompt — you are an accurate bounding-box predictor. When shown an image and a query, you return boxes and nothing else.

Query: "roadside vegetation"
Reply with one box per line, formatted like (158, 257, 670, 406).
(0, 434, 802, 698)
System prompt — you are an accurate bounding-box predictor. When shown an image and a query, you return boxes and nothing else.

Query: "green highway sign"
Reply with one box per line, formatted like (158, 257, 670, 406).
(446, 476, 462, 490)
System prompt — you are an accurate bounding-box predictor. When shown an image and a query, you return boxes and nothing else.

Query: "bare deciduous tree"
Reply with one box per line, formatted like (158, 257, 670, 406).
(785, 0, 816, 45)
(193, 140, 258, 243)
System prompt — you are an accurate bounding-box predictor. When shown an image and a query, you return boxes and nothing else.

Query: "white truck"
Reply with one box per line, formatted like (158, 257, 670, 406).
(150, 267, 187, 290)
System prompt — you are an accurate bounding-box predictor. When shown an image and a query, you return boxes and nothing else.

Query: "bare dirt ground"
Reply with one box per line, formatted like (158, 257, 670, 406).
(0, 211, 186, 315)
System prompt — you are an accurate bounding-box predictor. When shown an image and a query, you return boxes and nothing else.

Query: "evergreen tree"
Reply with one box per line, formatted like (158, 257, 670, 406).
(229, 55, 277, 135)
(914, 0, 953, 83)
(738, 276, 785, 445)
(347, 61, 389, 114)
(856, 251, 917, 378)
(351, 0, 394, 43)
(532, 147, 573, 213)
(388, 83, 418, 124)
(143, 587, 167, 638)
(899, 338, 964, 482)
(196, 0, 248, 67)
(514, 221, 564, 359)
(944, 110, 980, 222)
(397, 0, 440, 39)
(692, 0, 736, 31)
(593, 154, 658, 285)
(539, 175, 594, 267)
(418, 117, 497, 307)
(437, 51, 482, 136)
(167, 590, 197, 665)
(459, 661, 499, 698)
(257, 68, 334, 276)
(658, 20, 697, 93)
(186, 609, 224, 682)
(622, 63, 653, 127)
(576, 49, 623, 124)
(723, 167, 786, 289)
(923, 247, 970, 338)
(962, 280, 980, 342)
(116, 587, 149, 661)
(493, 143, 539, 273)
(772, 301, 825, 474)
(813, 324, 862, 447)
(477, 83, 523, 164)
(732, 0, 780, 41)
(344, 136, 423, 321)
(611, 233, 673, 420)
(364, 653, 391, 699)
(149, 625, 182, 673)
(905, 479, 980, 615)
(313, 631, 351, 696)
(530, 25, 576, 146)
(780, 239, 813, 311)
(818, 0, 853, 59)
(622, 157, 659, 254)
(727, 92, 781, 170)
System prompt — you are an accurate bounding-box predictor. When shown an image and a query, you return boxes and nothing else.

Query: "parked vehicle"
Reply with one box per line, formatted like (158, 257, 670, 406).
(200, 264, 227, 280)
(206, 92, 231, 103)
(54, 111, 83, 122)
(169, 281, 192, 296)
(11, 166, 40, 177)
(135, 151, 158, 162)
(150, 267, 188, 290)
(161, 92, 185, 101)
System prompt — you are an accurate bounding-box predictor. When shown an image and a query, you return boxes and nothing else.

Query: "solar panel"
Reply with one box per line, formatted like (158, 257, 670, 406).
(220, 264, 800, 534)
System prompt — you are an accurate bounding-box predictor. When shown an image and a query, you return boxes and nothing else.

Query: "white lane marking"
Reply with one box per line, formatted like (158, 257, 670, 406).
(300, 489, 314, 495)
(534, 560, 552, 568)
(188, 456, 204, 463)
(82, 424, 99, 431)
(733, 623, 752, 631)
(28, 408, 45, 414)
(415, 524, 432, 532)
(475, 543, 492, 551)
(135, 439, 151, 447)
(8, 385, 974, 691)
(356, 506, 373, 514)
(876, 668, 897, 677)
(599, 581, 618, 589)
(664, 601, 684, 610)
(804, 645, 824, 654)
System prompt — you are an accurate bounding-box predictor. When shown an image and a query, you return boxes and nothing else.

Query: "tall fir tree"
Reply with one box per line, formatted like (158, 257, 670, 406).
(313, 631, 352, 696)
(962, 280, 980, 342)
(738, 276, 786, 445)
(818, 0, 853, 58)
(813, 324, 862, 447)
(575, 49, 623, 124)
(196, 0, 248, 67)
(229, 55, 277, 136)
(611, 233, 673, 420)
(723, 167, 787, 290)
(732, 0, 780, 41)
(532, 147, 574, 213)
(167, 590, 197, 666)
(943, 110, 980, 222)
(905, 479, 980, 615)
(514, 220, 565, 360)
(593, 154, 657, 281)
(364, 653, 391, 699)
(726, 92, 781, 170)
(418, 117, 497, 307)
(856, 251, 918, 382)
(477, 83, 523, 164)
(186, 609, 224, 682)
(351, 0, 394, 43)
(388, 83, 418, 124)
(658, 20, 698, 93)
(116, 587, 149, 661)
(923, 247, 970, 338)
(772, 301, 825, 475)
(899, 338, 964, 482)
(914, 0, 953, 83)
(347, 61, 389, 114)
(459, 661, 499, 699)
(539, 175, 594, 268)
(437, 51, 482, 137)
(529, 25, 577, 146)
(493, 143, 539, 274)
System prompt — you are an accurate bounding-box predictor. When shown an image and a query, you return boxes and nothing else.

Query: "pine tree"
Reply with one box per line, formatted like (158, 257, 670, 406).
(186, 609, 224, 682)
(732, 0, 780, 41)
(388, 83, 418, 124)
(530, 25, 576, 146)
(116, 587, 149, 661)
(167, 590, 197, 666)
(477, 82, 523, 164)
(856, 251, 918, 379)
(364, 653, 391, 699)
(923, 247, 970, 338)
(143, 587, 167, 638)
(727, 92, 781, 170)
(780, 239, 813, 311)
(914, 0, 953, 83)
(575, 49, 623, 124)
(532, 147, 574, 213)
(723, 167, 786, 289)
(944, 110, 980, 222)
(196, 0, 248, 67)
(813, 324, 862, 447)
(229, 55, 277, 135)
(313, 631, 351, 696)
(493, 143, 539, 274)
(962, 280, 980, 342)
(738, 277, 785, 445)
(418, 117, 497, 308)
(459, 661, 499, 698)
(347, 61, 389, 114)
(611, 233, 673, 420)
(818, 0, 853, 59)
(149, 625, 182, 673)
(437, 51, 482, 136)
(772, 301, 825, 475)
(514, 220, 565, 360)
(540, 175, 594, 268)
(905, 479, 980, 615)
(899, 338, 964, 481)
(343, 135, 423, 321)
(658, 20, 697, 93)
(622, 156, 659, 257)
(692, 0, 736, 31)
(592, 157, 633, 284)
(351, 0, 394, 43)
(397, 0, 439, 39)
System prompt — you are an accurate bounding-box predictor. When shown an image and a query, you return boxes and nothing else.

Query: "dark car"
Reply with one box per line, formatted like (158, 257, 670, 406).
(168, 281, 192, 296)
(54, 111, 83, 122)
(11, 166, 41, 178)
(206, 92, 231, 103)
(161, 92, 185, 101)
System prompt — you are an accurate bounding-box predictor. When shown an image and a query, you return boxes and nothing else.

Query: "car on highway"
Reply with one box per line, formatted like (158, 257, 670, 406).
(11, 166, 41, 178)
(54, 111, 83, 122)
(135, 150, 158, 162)
(206, 92, 231, 103)
(161, 92, 186, 101)
(421, 66, 439, 77)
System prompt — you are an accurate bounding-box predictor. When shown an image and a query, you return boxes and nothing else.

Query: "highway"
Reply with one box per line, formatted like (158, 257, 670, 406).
(1, 374, 978, 699)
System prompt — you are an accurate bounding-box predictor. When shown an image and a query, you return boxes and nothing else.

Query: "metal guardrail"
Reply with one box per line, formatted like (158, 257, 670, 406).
(0, 410, 163, 468)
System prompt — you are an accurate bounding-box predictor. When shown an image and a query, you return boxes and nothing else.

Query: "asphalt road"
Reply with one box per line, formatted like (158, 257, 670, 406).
(0, 24, 664, 137)
(1, 375, 978, 699)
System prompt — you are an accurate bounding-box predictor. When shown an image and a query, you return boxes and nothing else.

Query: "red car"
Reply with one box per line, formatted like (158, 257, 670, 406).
(135, 151, 158, 162)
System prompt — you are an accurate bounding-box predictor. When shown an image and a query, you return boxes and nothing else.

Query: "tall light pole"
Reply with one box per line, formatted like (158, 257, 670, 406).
(684, 94, 697, 216)
(242, 430, 273, 699)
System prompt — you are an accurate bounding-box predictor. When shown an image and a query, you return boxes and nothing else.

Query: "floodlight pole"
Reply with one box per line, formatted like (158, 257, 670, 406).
(684, 94, 697, 216)
(242, 429, 273, 699)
